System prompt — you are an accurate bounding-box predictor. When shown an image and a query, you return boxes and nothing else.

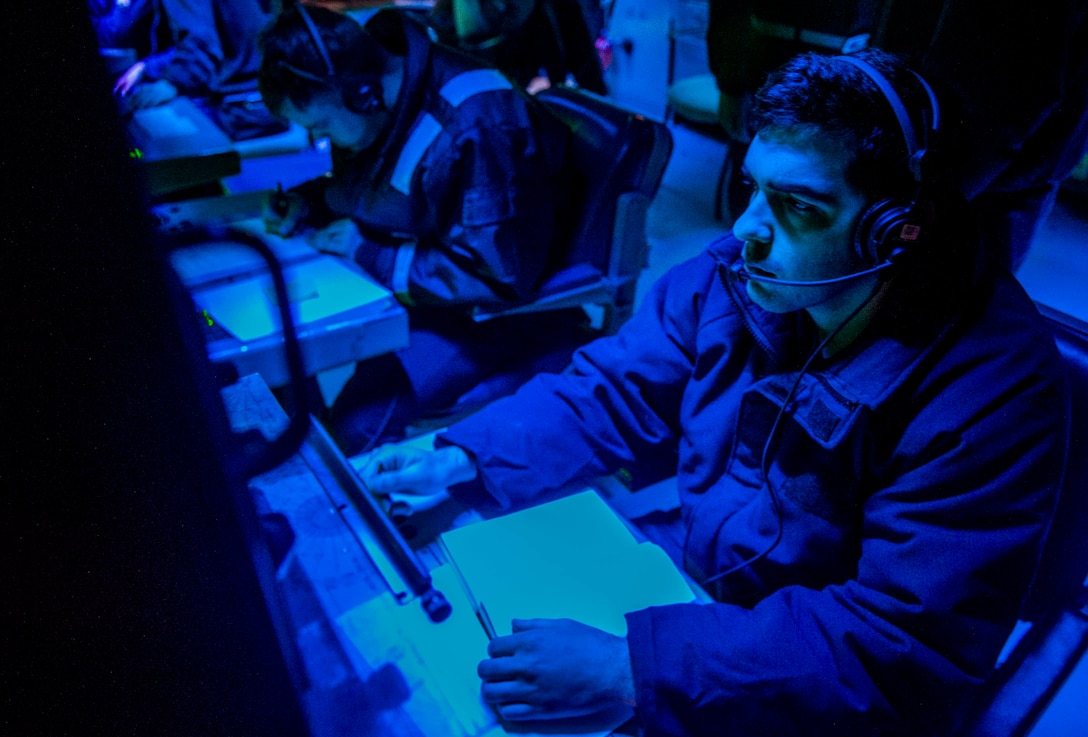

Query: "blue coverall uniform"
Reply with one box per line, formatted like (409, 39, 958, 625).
(439, 233, 1069, 735)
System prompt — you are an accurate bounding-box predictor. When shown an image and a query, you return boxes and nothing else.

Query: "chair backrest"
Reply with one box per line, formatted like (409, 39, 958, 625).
(472, 85, 673, 333)
(1023, 304, 1088, 621)
(955, 303, 1088, 737)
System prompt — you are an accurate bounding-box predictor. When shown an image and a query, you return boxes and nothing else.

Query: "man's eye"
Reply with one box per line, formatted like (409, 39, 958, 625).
(741, 177, 757, 200)
(789, 198, 817, 214)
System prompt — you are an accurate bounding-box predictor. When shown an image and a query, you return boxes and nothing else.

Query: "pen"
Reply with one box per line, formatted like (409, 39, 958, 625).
(476, 601, 497, 640)
(272, 182, 290, 218)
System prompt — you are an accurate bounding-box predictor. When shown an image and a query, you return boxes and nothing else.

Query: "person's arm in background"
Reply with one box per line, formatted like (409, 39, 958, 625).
(919, 0, 1088, 197)
(874, 0, 1088, 269)
(114, 0, 217, 107)
(362, 247, 713, 514)
(139, 0, 219, 96)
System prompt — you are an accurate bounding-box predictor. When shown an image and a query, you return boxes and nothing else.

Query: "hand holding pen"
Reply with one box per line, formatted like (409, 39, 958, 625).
(263, 182, 308, 237)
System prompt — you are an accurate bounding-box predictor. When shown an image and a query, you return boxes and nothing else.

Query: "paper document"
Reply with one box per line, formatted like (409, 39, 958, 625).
(337, 565, 621, 737)
(335, 490, 693, 737)
(191, 255, 393, 341)
(439, 490, 697, 638)
(169, 220, 395, 341)
(168, 219, 317, 286)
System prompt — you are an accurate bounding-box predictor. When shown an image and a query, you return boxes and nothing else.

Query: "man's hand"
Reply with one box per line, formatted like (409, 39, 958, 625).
(305, 218, 364, 257)
(122, 79, 178, 111)
(114, 60, 146, 97)
(478, 618, 636, 721)
(262, 188, 309, 237)
(359, 444, 476, 501)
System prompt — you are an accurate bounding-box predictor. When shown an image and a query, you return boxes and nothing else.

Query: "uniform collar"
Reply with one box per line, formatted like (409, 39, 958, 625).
(709, 232, 957, 410)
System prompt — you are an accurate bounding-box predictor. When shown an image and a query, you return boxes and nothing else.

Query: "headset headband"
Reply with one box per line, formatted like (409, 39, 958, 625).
(834, 55, 940, 182)
(279, 2, 382, 113)
(295, 2, 336, 77)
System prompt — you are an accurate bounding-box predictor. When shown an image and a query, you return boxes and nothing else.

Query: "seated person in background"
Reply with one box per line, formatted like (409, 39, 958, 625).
(425, 0, 607, 94)
(360, 49, 1070, 734)
(259, 4, 593, 454)
(113, 0, 286, 140)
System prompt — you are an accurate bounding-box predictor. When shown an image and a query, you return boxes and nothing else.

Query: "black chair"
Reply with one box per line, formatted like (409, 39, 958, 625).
(471, 85, 674, 333)
(956, 304, 1088, 737)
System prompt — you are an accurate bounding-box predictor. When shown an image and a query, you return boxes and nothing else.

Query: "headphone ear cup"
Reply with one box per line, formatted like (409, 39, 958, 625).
(343, 80, 382, 113)
(853, 197, 923, 265)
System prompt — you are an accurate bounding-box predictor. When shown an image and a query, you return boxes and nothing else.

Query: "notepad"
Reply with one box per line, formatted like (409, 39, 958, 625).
(168, 220, 317, 287)
(169, 220, 396, 341)
(439, 490, 697, 639)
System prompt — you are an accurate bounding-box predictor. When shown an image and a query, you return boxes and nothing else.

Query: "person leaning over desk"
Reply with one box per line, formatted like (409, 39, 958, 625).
(359, 49, 1070, 736)
(258, 3, 593, 453)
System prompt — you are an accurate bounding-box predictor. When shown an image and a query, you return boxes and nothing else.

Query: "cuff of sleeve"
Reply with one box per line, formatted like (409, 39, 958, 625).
(352, 240, 397, 291)
(290, 179, 337, 228)
(391, 242, 416, 305)
(434, 436, 508, 518)
(353, 240, 416, 304)
(141, 51, 176, 83)
(625, 609, 652, 701)
(141, 56, 163, 81)
(624, 608, 670, 735)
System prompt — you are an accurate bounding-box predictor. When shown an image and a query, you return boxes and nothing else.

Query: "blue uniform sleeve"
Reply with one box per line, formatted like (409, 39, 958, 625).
(439, 251, 720, 514)
(141, 0, 269, 97)
(141, 0, 219, 94)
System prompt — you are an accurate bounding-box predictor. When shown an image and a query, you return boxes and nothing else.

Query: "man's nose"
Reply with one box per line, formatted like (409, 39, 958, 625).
(732, 190, 772, 247)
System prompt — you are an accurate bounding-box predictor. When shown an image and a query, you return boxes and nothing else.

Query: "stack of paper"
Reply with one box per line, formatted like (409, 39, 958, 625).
(439, 490, 696, 638)
(348, 490, 698, 736)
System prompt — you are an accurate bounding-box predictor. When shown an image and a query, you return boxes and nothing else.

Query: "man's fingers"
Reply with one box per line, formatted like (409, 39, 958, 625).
(363, 461, 415, 495)
(357, 447, 407, 481)
(485, 632, 527, 658)
(478, 655, 524, 683)
(511, 617, 568, 632)
(497, 702, 544, 721)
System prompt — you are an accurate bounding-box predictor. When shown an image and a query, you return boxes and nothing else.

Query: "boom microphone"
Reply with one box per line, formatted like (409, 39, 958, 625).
(728, 260, 894, 287)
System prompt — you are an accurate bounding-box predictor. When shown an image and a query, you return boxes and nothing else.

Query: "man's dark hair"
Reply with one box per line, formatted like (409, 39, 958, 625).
(749, 48, 936, 204)
(258, 4, 385, 115)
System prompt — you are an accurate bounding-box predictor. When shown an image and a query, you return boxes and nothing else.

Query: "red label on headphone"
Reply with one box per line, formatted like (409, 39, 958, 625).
(899, 224, 922, 241)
